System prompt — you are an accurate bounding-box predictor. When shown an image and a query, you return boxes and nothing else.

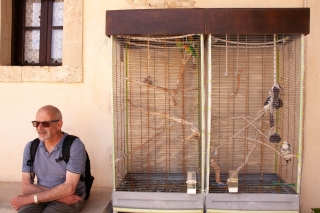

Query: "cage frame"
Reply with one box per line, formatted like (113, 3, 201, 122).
(205, 33, 305, 212)
(110, 33, 206, 212)
(106, 8, 309, 213)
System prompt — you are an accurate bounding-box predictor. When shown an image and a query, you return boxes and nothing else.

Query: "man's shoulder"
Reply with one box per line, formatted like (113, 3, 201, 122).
(65, 134, 85, 151)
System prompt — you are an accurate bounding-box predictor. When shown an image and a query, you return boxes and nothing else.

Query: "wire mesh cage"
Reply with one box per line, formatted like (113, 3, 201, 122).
(208, 34, 303, 195)
(112, 34, 204, 194)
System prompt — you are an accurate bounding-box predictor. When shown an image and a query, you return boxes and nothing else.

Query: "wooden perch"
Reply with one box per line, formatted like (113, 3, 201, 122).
(171, 54, 192, 105)
(125, 54, 193, 106)
(128, 99, 200, 140)
(114, 123, 174, 164)
(235, 138, 258, 174)
(230, 68, 243, 99)
(126, 78, 198, 93)
(210, 157, 223, 184)
(244, 137, 297, 161)
(234, 117, 262, 174)
(213, 108, 269, 152)
(114, 104, 198, 164)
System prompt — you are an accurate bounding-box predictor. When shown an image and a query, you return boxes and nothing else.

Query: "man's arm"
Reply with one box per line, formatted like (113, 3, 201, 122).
(21, 172, 49, 194)
(37, 170, 81, 202)
(11, 171, 82, 210)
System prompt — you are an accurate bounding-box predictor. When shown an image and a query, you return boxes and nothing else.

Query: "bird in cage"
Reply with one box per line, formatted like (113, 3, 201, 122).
(272, 85, 283, 109)
(143, 75, 153, 85)
(264, 84, 284, 134)
(183, 43, 196, 58)
(280, 141, 292, 163)
(264, 96, 272, 110)
(175, 38, 183, 48)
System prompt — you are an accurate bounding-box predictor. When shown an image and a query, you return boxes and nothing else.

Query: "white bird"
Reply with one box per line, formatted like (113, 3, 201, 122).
(281, 141, 291, 155)
(281, 141, 292, 163)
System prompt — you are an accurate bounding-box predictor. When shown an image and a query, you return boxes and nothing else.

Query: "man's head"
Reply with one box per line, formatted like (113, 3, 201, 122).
(33, 105, 63, 141)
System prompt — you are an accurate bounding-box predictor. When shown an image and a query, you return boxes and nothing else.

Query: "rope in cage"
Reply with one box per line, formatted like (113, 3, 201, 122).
(116, 34, 197, 42)
(266, 34, 283, 143)
(212, 36, 290, 46)
(212, 36, 290, 49)
(143, 38, 153, 85)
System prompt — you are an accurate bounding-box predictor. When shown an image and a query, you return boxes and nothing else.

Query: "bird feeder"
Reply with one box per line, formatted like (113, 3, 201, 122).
(227, 170, 238, 193)
(186, 171, 197, 194)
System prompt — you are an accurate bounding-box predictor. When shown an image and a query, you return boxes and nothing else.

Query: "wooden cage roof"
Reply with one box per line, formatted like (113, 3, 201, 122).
(105, 8, 310, 35)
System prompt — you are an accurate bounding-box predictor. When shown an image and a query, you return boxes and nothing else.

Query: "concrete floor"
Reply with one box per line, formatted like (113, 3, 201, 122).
(0, 182, 113, 213)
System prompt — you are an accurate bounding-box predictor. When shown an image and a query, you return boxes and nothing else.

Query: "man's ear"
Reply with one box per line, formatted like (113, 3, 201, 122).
(57, 120, 63, 129)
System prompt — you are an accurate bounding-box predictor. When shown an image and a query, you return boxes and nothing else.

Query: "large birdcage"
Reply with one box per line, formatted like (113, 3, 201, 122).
(111, 34, 205, 212)
(205, 34, 304, 212)
(106, 8, 309, 213)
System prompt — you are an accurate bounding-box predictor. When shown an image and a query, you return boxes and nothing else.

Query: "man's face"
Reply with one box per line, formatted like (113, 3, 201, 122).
(35, 110, 61, 141)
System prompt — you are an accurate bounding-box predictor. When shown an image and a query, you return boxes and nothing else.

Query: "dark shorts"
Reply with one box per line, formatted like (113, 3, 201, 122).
(18, 200, 85, 213)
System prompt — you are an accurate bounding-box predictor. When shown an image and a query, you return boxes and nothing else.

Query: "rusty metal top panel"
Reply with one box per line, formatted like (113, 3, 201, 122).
(206, 8, 310, 34)
(106, 8, 310, 35)
(106, 9, 205, 35)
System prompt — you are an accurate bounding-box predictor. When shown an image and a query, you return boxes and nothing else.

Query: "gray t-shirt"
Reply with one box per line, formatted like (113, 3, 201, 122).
(22, 133, 86, 198)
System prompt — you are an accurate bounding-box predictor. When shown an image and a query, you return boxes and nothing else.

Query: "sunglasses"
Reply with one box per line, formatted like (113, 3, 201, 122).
(31, 120, 60, 127)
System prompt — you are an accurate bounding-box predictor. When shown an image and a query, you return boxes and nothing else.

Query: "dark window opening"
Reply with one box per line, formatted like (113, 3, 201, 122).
(13, 0, 63, 66)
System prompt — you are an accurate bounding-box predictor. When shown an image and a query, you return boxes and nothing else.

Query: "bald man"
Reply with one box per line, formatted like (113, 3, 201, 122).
(11, 105, 86, 213)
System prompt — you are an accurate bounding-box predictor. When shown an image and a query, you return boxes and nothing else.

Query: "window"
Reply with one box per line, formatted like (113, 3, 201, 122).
(13, 0, 64, 66)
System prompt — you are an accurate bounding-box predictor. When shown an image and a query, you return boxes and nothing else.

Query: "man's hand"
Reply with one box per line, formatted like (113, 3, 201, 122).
(11, 194, 33, 211)
(56, 194, 83, 205)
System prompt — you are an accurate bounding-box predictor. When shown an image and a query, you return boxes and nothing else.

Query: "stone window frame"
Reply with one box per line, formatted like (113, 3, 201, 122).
(0, 0, 83, 83)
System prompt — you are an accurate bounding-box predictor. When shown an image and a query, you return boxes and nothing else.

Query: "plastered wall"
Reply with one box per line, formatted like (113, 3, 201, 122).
(0, 0, 319, 212)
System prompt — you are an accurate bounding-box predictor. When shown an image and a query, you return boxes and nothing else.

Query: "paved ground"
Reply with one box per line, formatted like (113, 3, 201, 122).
(0, 182, 112, 213)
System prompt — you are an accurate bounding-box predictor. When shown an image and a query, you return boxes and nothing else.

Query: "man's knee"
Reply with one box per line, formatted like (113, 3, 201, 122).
(42, 201, 85, 213)
(18, 203, 44, 213)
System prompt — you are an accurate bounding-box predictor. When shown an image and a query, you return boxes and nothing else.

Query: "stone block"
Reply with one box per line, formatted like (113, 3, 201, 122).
(21, 66, 82, 83)
(62, 41, 83, 66)
(64, 0, 83, 20)
(64, 18, 83, 42)
(0, 66, 22, 82)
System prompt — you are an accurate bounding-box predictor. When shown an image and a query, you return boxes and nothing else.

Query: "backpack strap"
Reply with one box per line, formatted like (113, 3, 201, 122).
(56, 135, 86, 182)
(26, 138, 40, 183)
(55, 135, 78, 163)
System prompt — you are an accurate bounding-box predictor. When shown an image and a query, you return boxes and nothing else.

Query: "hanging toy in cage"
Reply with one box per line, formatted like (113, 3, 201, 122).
(269, 132, 281, 143)
(265, 84, 283, 143)
(272, 84, 283, 109)
(265, 35, 283, 143)
(143, 39, 154, 85)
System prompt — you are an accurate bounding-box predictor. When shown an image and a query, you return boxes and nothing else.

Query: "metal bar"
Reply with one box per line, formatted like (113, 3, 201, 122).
(207, 210, 298, 213)
(110, 35, 116, 191)
(200, 34, 205, 194)
(114, 207, 203, 213)
(206, 34, 212, 194)
(296, 34, 305, 194)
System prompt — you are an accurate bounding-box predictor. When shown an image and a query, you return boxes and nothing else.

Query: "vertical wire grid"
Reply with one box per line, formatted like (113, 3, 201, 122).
(210, 34, 301, 194)
(113, 35, 202, 192)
